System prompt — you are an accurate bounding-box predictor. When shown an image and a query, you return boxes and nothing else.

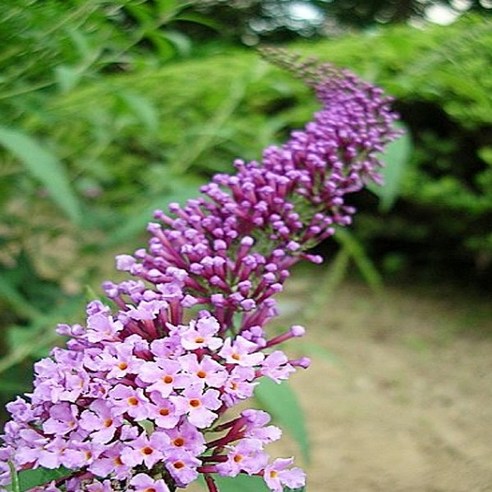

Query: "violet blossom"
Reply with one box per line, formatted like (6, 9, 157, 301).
(0, 52, 400, 491)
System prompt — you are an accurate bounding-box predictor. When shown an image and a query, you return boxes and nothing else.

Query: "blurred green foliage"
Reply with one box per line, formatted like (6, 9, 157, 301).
(0, 2, 491, 419)
(303, 16, 492, 281)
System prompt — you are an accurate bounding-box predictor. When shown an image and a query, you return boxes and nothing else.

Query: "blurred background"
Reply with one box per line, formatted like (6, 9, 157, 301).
(1, 1, 491, 490)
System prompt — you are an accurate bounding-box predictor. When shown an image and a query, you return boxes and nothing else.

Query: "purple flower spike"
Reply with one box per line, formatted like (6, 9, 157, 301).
(1, 53, 400, 491)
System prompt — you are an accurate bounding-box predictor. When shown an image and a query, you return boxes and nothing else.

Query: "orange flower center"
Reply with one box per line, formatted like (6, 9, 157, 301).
(189, 399, 201, 408)
(128, 397, 139, 406)
(103, 418, 113, 428)
(233, 454, 243, 463)
(142, 446, 153, 455)
(118, 362, 128, 370)
(173, 461, 185, 469)
(231, 353, 241, 361)
(163, 375, 174, 384)
(159, 408, 170, 416)
(195, 336, 205, 344)
(197, 370, 207, 378)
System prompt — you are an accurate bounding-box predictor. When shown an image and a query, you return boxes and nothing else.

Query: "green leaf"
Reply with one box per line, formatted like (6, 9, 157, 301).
(213, 475, 305, 492)
(0, 126, 82, 224)
(301, 249, 350, 323)
(0, 378, 30, 394)
(0, 295, 83, 375)
(55, 65, 82, 93)
(174, 12, 223, 31)
(298, 342, 339, 365)
(370, 123, 412, 212)
(5, 466, 71, 492)
(119, 91, 159, 134)
(66, 28, 92, 61)
(214, 474, 269, 492)
(255, 379, 310, 463)
(335, 229, 383, 294)
(162, 30, 192, 57)
(0, 276, 42, 321)
(106, 174, 204, 246)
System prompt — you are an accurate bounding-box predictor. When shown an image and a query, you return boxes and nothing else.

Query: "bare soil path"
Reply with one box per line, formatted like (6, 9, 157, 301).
(276, 274, 492, 492)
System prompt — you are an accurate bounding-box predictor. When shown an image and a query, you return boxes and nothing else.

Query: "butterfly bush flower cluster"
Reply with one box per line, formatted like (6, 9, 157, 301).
(0, 53, 400, 491)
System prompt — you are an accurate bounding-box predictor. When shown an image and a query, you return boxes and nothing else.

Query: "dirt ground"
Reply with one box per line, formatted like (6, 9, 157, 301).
(271, 273, 492, 492)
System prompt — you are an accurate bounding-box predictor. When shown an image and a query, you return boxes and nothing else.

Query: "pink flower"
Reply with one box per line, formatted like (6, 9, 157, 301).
(86, 480, 114, 492)
(165, 450, 201, 487)
(164, 421, 206, 455)
(130, 473, 171, 492)
(171, 386, 221, 428)
(12, 429, 47, 467)
(124, 299, 169, 321)
(93, 343, 143, 379)
(5, 397, 35, 423)
(219, 336, 265, 367)
(180, 315, 223, 351)
(108, 385, 150, 420)
(137, 359, 186, 397)
(179, 353, 228, 388)
(242, 409, 282, 444)
(79, 399, 123, 444)
(86, 306, 123, 342)
(222, 366, 257, 406)
(121, 431, 169, 468)
(216, 439, 268, 477)
(260, 350, 295, 383)
(147, 392, 180, 429)
(263, 458, 306, 492)
(88, 443, 130, 480)
(38, 436, 85, 469)
(42, 403, 79, 436)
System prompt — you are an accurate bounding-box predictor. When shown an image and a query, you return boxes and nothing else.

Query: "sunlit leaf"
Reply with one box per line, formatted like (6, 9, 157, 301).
(255, 378, 310, 463)
(370, 123, 412, 212)
(335, 229, 383, 293)
(0, 126, 82, 224)
(214, 474, 269, 492)
(162, 30, 192, 57)
(214, 475, 306, 492)
(119, 91, 159, 134)
(55, 65, 82, 92)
